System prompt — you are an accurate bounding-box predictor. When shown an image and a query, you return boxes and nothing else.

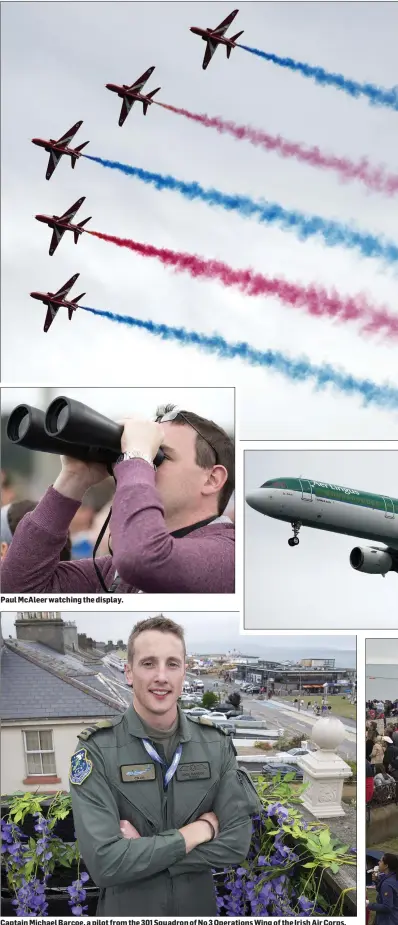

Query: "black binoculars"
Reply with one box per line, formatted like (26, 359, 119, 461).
(7, 397, 165, 469)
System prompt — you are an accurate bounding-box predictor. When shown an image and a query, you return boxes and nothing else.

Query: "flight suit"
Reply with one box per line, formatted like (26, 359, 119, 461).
(69, 705, 262, 915)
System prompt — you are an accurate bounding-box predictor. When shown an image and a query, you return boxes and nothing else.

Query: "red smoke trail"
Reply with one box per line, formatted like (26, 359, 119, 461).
(155, 101, 398, 196)
(86, 230, 398, 337)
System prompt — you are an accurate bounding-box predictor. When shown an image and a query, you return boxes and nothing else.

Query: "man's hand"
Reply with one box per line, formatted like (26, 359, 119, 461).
(53, 456, 109, 502)
(120, 819, 141, 839)
(120, 419, 165, 461)
(198, 811, 219, 839)
(179, 812, 220, 854)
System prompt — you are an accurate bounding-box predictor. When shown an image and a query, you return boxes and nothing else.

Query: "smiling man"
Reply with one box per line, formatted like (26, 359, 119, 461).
(1, 404, 235, 593)
(69, 616, 261, 916)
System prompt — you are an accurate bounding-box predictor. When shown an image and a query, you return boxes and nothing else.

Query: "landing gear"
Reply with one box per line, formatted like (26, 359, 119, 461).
(288, 520, 301, 547)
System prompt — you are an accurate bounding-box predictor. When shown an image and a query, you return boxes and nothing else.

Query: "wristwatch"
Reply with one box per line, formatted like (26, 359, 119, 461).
(114, 450, 154, 468)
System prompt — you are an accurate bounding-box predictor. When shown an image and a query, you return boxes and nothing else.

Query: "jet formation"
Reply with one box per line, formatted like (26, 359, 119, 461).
(30, 10, 242, 329)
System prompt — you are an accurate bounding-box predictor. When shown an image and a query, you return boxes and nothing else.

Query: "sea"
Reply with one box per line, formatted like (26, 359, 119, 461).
(366, 663, 398, 701)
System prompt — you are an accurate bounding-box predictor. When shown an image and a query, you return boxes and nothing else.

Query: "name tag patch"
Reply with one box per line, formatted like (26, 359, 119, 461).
(176, 762, 211, 781)
(120, 763, 156, 782)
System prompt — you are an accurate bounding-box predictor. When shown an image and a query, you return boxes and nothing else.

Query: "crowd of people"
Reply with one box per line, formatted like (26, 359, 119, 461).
(366, 700, 398, 811)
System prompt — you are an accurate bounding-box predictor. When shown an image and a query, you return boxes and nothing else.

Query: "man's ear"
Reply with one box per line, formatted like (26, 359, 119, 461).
(124, 661, 133, 687)
(202, 465, 228, 497)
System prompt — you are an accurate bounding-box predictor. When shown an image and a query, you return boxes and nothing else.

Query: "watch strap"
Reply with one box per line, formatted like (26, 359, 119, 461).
(114, 450, 154, 468)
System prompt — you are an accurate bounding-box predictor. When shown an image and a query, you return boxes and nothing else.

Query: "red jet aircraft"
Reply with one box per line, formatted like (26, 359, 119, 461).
(30, 273, 85, 332)
(190, 9, 243, 69)
(35, 197, 92, 256)
(106, 66, 161, 126)
(31, 121, 89, 180)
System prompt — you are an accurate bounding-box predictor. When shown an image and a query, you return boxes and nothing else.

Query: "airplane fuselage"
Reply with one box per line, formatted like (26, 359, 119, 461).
(106, 83, 149, 102)
(190, 26, 234, 45)
(35, 215, 83, 233)
(30, 292, 72, 308)
(32, 139, 82, 158)
(246, 477, 398, 548)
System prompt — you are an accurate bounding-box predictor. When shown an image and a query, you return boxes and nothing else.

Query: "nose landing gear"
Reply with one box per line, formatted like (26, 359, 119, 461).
(288, 520, 301, 547)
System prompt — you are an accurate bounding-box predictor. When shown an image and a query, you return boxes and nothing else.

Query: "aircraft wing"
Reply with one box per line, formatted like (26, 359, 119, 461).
(55, 120, 83, 145)
(60, 196, 85, 222)
(212, 9, 239, 35)
(49, 226, 66, 255)
(203, 40, 218, 69)
(44, 303, 60, 333)
(53, 272, 79, 299)
(127, 66, 155, 92)
(119, 97, 134, 126)
(46, 149, 62, 180)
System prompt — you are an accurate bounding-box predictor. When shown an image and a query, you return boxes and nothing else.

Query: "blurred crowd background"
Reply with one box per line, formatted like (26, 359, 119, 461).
(1, 387, 234, 561)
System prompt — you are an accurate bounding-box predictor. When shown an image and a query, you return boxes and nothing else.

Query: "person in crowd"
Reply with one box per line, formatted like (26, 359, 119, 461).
(371, 737, 386, 773)
(1, 470, 16, 507)
(69, 616, 261, 915)
(0, 407, 235, 593)
(1, 499, 71, 561)
(367, 853, 398, 924)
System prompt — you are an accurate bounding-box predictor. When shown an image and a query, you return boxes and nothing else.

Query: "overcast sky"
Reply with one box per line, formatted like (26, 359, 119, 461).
(366, 638, 398, 664)
(245, 449, 398, 628)
(2, 2, 398, 438)
(1, 611, 356, 664)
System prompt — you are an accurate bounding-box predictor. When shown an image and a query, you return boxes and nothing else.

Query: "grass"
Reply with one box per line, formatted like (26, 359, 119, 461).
(279, 694, 356, 720)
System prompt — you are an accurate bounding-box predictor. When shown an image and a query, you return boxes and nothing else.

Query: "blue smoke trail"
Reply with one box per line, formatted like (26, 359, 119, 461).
(81, 305, 398, 411)
(84, 155, 398, 266)
(238, 45, 398, 112)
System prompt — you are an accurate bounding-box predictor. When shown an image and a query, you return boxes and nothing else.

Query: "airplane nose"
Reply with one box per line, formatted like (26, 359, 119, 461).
(246, 489, 267, 512)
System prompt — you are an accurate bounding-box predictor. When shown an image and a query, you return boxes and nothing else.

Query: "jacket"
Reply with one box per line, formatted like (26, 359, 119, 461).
(69, 706, 262, 915)
(0, 459, 235, 593)
(368, 873, 398, 925)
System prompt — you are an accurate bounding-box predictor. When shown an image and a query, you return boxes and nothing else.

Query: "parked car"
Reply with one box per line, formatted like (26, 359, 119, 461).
(287, 747, 312, 756)
(262, 763, 303, 780)
(183, 708, 211, 716)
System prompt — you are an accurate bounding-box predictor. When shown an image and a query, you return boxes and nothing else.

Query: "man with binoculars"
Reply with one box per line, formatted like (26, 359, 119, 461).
(1, 404, 234, 594)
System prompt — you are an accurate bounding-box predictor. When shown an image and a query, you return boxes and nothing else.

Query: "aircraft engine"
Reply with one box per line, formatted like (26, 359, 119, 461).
(350, 546, 393, 575)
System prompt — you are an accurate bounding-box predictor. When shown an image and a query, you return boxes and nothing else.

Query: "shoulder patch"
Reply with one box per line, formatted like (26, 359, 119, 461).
(187, 714, 233, 736)
(78, 718, 117, 741)
(70, 748, 93, 786)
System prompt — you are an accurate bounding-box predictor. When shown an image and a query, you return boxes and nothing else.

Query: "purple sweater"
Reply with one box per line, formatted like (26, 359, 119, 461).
(0, 459, 235, 594)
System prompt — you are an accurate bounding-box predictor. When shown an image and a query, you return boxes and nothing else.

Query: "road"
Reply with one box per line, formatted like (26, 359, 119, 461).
(193, 675, 356, 760)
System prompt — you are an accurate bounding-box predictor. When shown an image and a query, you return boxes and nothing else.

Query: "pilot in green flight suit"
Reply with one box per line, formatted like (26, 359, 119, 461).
(69, 616, 262, 916)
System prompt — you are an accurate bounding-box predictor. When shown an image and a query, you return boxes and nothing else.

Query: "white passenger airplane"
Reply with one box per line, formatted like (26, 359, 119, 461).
(246, 476, 398, 577)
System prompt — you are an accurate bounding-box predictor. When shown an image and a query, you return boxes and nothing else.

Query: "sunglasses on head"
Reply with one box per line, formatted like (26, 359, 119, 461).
(156, 406, 220, 466)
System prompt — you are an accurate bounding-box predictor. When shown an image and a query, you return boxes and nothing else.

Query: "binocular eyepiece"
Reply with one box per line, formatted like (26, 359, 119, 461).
(7, 397, 165, 469)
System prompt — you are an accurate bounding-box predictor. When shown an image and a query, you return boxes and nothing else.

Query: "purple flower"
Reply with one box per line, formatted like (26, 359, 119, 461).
(71, 905, 88, 915)
(298, 895, 315, 913)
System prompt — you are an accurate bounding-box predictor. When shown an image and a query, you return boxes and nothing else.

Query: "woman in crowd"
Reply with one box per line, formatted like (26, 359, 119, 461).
(367, 853, 398, 924)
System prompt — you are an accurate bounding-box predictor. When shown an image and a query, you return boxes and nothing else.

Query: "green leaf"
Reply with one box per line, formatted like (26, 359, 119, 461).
(302, 862, 317, 868)
(319, 829, 331, 847)
(330, 863, 340, 874)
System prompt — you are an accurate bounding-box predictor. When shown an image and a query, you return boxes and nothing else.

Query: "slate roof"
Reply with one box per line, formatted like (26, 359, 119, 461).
(1, 639, 130, 720)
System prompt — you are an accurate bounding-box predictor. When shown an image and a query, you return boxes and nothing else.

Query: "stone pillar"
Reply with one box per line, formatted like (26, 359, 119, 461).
(298, 717, 352, 818)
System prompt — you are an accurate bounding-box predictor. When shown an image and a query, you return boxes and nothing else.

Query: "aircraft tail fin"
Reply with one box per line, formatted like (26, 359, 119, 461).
(68, 292, 85, 319)
(71, 141, 89, 167)
(74, 217, 91, 243)
(227, 30, 243, 54)
(143, 87, 161, 115)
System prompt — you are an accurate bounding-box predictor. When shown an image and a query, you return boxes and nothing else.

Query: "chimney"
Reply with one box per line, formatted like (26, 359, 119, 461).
(15, 611, 66, 654)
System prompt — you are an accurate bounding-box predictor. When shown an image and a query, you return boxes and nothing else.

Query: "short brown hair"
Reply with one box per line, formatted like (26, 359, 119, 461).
(127, 615, 186, 663)
(156, 405, 234, 515)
